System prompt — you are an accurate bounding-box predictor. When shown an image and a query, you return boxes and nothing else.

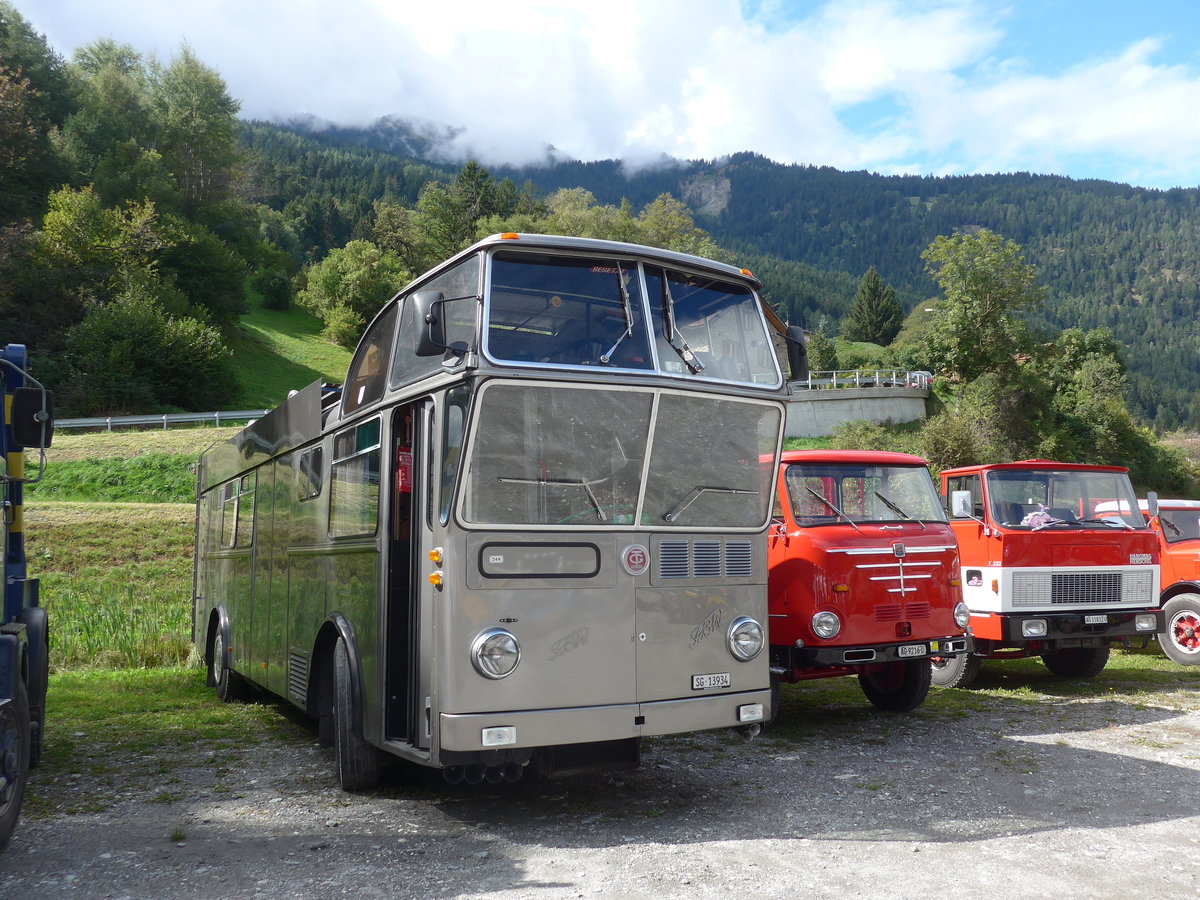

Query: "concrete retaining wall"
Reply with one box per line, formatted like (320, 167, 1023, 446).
(785, 386, 930, 438)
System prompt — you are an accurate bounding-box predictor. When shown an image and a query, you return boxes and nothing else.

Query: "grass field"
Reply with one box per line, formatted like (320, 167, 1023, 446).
(229, 300, 351, 408)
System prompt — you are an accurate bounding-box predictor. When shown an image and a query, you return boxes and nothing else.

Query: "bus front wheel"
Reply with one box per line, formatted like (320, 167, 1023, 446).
(333, 637, 381, 792)
(210, 627, 247, 703)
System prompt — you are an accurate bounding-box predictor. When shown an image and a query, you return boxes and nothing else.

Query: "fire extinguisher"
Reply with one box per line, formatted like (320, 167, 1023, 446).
(397, 445, 412, 494)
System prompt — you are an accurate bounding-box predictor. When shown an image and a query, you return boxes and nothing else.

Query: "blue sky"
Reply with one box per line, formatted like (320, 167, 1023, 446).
(18, 0, 1200, 188)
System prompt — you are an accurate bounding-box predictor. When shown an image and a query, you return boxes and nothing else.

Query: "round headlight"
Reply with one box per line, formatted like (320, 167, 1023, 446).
(727, 616, 764, 662)
(471, 628, 521, 679)
(953, 601, 971, 629)
(812, 610, 842, 639)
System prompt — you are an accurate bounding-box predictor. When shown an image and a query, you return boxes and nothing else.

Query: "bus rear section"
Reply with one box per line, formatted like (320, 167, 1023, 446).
(767, 450, 968, 713)
(938, 459, 1161, 688)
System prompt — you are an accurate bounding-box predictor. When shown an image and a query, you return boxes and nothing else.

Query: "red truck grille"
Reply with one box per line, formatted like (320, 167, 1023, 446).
(874, 601, 931, 621)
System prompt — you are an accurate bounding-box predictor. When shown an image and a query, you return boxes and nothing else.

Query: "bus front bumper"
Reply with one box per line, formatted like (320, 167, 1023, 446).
(439, 688, 772, 752)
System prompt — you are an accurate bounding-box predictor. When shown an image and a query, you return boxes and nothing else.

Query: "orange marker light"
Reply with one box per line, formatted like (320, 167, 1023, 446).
(428, 547, 444, 565)
(500, 232, 520, 240)
(429, 570, 444, 587)
(833, 584, 849, 593)
(740, 268, 754, 278)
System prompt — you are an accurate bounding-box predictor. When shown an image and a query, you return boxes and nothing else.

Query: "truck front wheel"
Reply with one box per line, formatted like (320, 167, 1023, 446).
(1158, 594, 1200, 666)
(0, 681, 30, 852)
(930, 652, 980, 689)
(1041, 646, 1110, 678)
(859, 659, 932, 712)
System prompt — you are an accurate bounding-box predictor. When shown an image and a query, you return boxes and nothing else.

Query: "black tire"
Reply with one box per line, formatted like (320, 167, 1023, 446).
(1042, 646, 1110, 678)
(930, 652, 981, 689)
(764, 670, 782, 728)
(211, 627, 247, 703)
(1158, 594, 1200, 666)
(21, 609, 47, 770)
(0, 681, 31, 853)
(333, 637, 381, 792)
(858, 659, 932, 712)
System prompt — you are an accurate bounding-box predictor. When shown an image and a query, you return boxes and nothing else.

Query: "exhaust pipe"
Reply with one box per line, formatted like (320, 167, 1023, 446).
(464, 764, 485, 786)
(443, 765, 465, 785)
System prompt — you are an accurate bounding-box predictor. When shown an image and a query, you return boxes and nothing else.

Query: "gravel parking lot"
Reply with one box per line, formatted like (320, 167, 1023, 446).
(3, 661, 1199, 899)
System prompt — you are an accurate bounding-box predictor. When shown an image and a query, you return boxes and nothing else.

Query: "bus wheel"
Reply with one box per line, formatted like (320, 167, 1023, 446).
(333, 637, 381, 792)
(1158, 594, 1200, 666)
(1042, 646, 1109, 678)
(211, 628, 247, 703)
(930, 652, 981, 689)
(858, 659, 932, 712)
(0, 680, 30, 852)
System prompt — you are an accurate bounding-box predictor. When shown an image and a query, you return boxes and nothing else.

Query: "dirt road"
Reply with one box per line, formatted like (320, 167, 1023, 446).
(3, 664, 1199, 899)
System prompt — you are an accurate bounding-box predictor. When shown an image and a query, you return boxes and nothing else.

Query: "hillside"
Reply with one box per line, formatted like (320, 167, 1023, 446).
(247, 121, 1200, 428)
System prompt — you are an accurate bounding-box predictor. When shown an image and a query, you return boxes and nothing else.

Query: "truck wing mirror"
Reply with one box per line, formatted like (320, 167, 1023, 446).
(950, 490, 974, 519)
(1146, 491, 1159, 519)
(412, 290, 446, 357)
(785, 325, 808, 382)
(10, 386, 54, 449)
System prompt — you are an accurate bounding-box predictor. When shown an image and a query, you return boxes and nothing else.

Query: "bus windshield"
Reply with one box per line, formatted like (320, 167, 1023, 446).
(784, 464, 946, 527)
(484, 252, 779, 387)
(462, 383, 779, 529)
(985, 468, 1146, 529)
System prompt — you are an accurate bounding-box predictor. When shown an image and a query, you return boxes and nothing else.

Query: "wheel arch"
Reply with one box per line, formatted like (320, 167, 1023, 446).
(308, 614, 366, 740)
(1160, 582, 1200, 604)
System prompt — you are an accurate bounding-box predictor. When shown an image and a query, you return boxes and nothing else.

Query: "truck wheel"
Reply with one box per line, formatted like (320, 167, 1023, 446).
(1158, 594, 1200, 665)
(211, 628, 247, 703)
(333, 637, 381, 792)
(859, 659, 932, 712)
(0, 681, 31, 852)
(930, 652, 981, 689)
(1041, 646, 1110, 678)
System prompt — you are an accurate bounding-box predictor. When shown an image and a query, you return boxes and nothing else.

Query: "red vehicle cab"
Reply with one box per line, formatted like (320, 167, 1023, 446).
(1132, 498, 1200, 666)
(767, 450, 969, 713)
(938, 460, 1162, 687)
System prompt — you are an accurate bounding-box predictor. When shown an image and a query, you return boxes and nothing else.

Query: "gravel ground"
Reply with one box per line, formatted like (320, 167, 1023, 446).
(3, 672, 1199, 900)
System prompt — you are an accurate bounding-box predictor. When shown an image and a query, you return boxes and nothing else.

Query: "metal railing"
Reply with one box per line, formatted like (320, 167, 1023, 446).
(57, 409, 270, 431)
(790, 370, 932, 390)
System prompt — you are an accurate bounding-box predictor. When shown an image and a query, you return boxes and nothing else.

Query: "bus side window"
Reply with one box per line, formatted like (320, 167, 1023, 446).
(236, 472, 256, 548)
(330, 418, 382, 538)
(344, 306, 398, 416)
(440, 387, 469, 525)
(298, 447, 323, 501)
(220, 480, 238, 548)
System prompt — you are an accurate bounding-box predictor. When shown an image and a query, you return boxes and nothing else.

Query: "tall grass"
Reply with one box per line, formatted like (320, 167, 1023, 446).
(26, 453, 197, 503)
(25, 502, 196, 671)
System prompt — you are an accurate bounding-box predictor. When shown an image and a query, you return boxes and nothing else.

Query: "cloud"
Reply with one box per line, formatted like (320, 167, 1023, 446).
(22, 0, 1200, 186)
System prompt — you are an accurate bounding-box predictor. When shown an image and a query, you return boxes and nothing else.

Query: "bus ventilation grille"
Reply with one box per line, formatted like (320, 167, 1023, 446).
(658, 539, 753, 579)
(288, 652, 309, 701)
(874, 601, 931, 621)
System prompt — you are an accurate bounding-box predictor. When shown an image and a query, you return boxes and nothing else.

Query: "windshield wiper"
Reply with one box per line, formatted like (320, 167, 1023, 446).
(661, 276, 704, 374)
(664, 486, 757, 523)
(874, 491, 926, 530)
(497, 475, 607, 522)
(599, 264, 633, 365)
(1076, 516, 1135, 531)
(804, 487, 862, 533)
(1161, 517, 1183, 536)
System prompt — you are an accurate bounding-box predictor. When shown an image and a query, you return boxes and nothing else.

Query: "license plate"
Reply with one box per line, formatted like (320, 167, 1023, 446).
(1084, 614, 1108, 624)
(692, 672, 730, 690)
(897, 643, 927, 658)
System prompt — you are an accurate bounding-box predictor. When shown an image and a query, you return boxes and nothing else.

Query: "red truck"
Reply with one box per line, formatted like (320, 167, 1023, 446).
(1130, 498, 1200, 666)
(936, 460, 1162, 687)
(767, 450, 970, 712)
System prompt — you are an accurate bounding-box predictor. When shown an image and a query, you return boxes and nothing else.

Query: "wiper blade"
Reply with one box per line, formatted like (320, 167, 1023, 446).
(1161, 517, 1183, 536)
(804, 486, 861, 533)
(599, 263, 634, 365)
(874, 490, 926, 530)
(497, 475, 607, 522)
(661, 276, 704, 374)
(1076, 516, 1135, 531)
(664, 486, 757, 523)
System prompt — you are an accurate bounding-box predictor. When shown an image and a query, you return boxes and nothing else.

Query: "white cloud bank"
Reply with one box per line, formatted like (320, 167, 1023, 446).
(21, 0, 1200, 187)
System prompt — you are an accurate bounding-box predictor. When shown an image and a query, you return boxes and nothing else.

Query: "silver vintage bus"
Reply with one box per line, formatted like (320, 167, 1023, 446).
(194, 233, 786, 788)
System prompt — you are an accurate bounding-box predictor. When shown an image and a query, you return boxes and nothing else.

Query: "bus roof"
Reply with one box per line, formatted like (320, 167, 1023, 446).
(940, 459, 1130, 478)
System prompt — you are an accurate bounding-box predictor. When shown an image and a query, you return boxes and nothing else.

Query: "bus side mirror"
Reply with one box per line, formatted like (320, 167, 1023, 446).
(10, 387, 54, 449)
(785, 325, 808, 381)
(951, 490, 973, 519)
(1146, 491, 1159, 519)
(412, 290, 446, 357)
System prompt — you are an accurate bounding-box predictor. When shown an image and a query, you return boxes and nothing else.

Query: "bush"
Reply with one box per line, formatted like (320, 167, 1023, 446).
(250, 269, 291, 310)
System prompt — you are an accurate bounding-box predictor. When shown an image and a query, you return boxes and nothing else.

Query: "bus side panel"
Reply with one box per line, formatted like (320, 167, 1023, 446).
(250, 465, 274, 690)
(264, 460, 291, 697)
(230, 551, 254, 681)
(327, 549, 382, 738)
(286, 445, 329, 707)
